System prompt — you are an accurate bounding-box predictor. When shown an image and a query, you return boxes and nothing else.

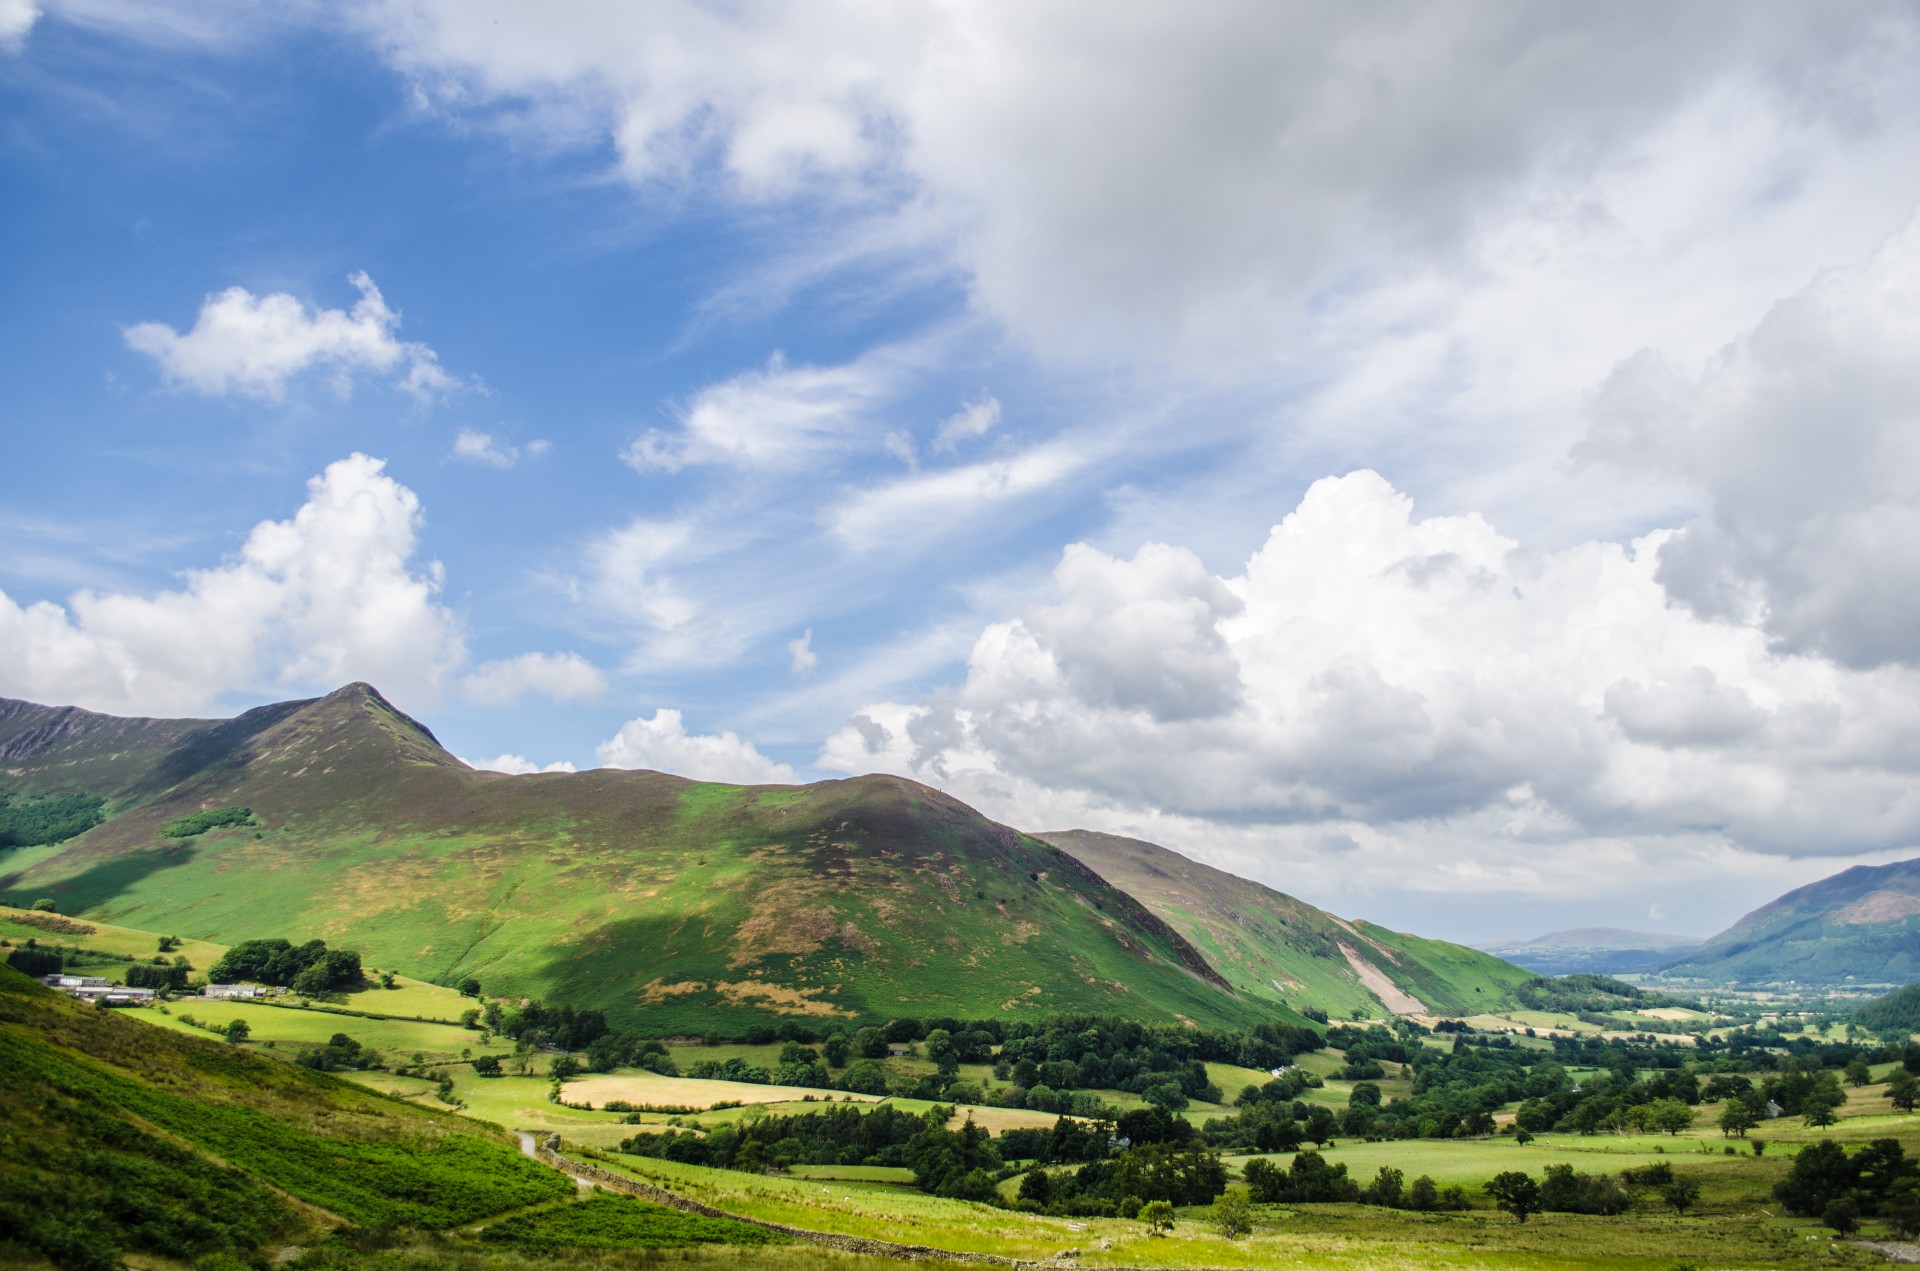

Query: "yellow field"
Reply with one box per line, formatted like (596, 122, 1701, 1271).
(566, 1072, 882, 1110)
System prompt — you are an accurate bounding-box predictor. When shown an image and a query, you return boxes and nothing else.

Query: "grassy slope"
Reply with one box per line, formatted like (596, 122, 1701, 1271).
(1040, 829, 1530, 1016)
(0, 965, 570, 1267)
(0, 685, 1282, 1034)
(1663, 857, 1920, 986)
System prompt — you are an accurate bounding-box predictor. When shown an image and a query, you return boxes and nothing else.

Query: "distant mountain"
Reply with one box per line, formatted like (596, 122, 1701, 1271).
(1659, 858, 1920, 987)
(0, 685, 1275, 1034)
(1036, 829, 1530, 1018)
(1480, 927, 1703, 977)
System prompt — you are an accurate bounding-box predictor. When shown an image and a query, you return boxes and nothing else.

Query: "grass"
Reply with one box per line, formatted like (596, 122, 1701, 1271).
(568, 1144, 1880, 1270)
(477, 1195, 790, 1251)
(0, 965, 572, 1269)
(141, 997, 513, 1061)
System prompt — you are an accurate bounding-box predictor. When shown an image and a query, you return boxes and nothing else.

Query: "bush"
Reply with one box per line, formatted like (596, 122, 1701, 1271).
(158, 806, 253, 838)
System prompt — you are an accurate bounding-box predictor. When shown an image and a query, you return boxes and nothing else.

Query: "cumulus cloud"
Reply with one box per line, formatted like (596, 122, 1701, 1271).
(0, 454, 466, 716)
(461, 651, 606, 705)
(124, 272, 456, 402)
(1583, 211, 1920, 670)
(453, 428, 550, 468)
(820, 471, 1920, 897)
(463, 753, 577, 774)
(597, 708, 796, 784)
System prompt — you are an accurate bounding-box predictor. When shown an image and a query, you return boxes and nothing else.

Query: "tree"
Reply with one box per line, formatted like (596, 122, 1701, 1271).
(1365, 1165, 1404, 1209)
(459, 977, 481, 997)
(924, 1028, 957, 1065)
(1890, 1070, 1919, 1112)
(1211, 1190, 1253, 1238)
(30, 898, 55, 912)
(1647, 1099, 1696, 1136)
(1407, 1175, 1440, 1212)
(1242, 1158, 1283, 1204)
(1017, 1169, 1052, 1208)
(1823, 1196, 1860, 1234)
(841, 1060, 889, 1095)
(549, 1055, 582, 1081)
(1801, 1086, 1843, 1129)
(1846, 1057, 1873, 1087)
(1485, 1171, 1541, 1223)
(1662, 1177, 1702, 1215)
(471, 1055, 502, 1077)
(822, 1031, 850, 1067)
(224, 1019, 250, 1044)
(1718, 1101, 1757, 1138)
(1885, 1179, 1920, 1238)
(1138, 1200, 1175, 1236)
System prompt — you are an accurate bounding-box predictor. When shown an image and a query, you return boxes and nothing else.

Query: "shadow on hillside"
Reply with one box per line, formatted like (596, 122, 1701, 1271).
(146, 701, 307, 795)
(0, 842, 196, 913)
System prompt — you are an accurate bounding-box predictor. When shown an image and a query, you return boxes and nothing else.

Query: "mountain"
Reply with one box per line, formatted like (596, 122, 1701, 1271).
(1036, 829, 1530, 1017)
(0, 685, 1275, 1034)
(1479, 927, 1703, 977)
(1659, 857, 1920, 987)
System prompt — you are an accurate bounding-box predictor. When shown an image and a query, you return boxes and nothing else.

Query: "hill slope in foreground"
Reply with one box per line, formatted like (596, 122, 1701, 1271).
(0, 964, 571, 1267)
(1039, 829, 1532, 1018)
(0, 685, 1277, 1033)
(1660, 856, 1920, 987)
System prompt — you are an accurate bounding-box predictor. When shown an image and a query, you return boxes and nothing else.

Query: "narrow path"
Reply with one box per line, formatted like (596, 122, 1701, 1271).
(515, 1130, 592, 1191)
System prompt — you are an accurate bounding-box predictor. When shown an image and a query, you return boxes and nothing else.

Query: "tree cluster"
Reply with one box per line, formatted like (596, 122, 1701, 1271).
(208, 938, 363, 994)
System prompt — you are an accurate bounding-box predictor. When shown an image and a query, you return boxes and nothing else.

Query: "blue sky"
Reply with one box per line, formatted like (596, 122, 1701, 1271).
(6, 2, 1920, 943)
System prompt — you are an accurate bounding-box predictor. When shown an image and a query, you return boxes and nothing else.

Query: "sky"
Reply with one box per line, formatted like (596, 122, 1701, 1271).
(4, 2, 1920, 945)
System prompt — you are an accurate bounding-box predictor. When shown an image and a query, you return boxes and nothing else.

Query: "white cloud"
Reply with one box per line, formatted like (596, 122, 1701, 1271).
(0, 0, 39, 49)
(124, 272, 456, 402)
(1581, 210, 1920, 670)
(461, 651, 606, 706)
(0, 454, 466, 716)
(931, 394, 1000, 454)
(597, 708, 796, 784)
(828, 439, 1087, 552)
(453, 428, 549, 468)
(820, 471, 1920, 905)
(623, 350, 896, 473)
(354, 3, 1920, 365)
(463, 753, 577, 775)
(787, 628, 816, 676)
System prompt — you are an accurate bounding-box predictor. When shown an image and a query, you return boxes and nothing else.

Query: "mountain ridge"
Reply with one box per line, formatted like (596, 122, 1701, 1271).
(1036, 828, 1530, 1018)
(1658, 856, 1920, 986)
(0, 686, 1269, 1033)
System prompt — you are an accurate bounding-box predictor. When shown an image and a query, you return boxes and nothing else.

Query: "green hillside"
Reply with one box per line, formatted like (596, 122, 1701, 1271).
(0, 685, 1284, 1034)
(1852, 982, 1920, 1034)
(0, 963, 571, 1267)
(1036, 830, 1530, 1017)
(1660, 857, 1920, 987)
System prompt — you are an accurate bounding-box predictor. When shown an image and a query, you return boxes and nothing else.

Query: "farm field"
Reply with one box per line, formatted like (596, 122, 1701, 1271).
(566, 1071, 885, 1110)
(140, 997, 512, 1060)
(572, 1144, 1868, 1271)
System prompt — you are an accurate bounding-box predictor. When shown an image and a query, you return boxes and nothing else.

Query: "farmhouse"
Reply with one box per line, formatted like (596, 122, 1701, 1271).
(203, 983, 269, 999)
(42, 974, 109, 989)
